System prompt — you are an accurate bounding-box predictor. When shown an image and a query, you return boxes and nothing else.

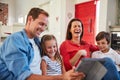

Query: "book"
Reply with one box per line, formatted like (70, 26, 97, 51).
(75, 58, 107, 80)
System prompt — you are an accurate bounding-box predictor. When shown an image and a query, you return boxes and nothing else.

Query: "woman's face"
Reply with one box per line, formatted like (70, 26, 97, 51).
(70, 21, 82, 39)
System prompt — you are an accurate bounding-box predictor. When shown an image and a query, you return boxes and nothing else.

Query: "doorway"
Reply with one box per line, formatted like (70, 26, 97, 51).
(75, 1, 97, 44)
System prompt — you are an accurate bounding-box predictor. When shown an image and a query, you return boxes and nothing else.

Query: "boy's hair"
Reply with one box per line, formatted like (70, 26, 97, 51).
(96, 31, 110, 44)
(41, 34, 62, 64)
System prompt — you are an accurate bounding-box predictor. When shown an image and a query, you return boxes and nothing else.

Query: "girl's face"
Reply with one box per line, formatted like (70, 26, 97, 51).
(70, 21, 82, 39)
(45, 39, 57, 58)
(96, 38, 109, 53)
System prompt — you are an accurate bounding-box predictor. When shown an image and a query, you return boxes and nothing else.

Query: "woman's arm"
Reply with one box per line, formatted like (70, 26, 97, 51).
(60, 43, 72, 71)
(70, 50, 87, 66)
(60, 41, 86, 71)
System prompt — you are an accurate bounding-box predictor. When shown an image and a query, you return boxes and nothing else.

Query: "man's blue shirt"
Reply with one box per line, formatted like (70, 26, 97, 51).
(0, 29, 34, 80)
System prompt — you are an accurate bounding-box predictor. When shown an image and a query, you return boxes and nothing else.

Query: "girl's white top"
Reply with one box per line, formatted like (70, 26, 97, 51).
(42, 56, 62, 75)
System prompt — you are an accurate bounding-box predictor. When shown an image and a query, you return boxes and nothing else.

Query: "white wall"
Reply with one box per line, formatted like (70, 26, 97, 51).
(0, 0, 118, 45)
(40, 0, 63, 45)
(60, 0, 75, 43)
(98, 0, 108, 32)
(14, 0, 75, 45)
(13, 0, 71, 46)
(98, 0, 117, 32)
(15, 0, 50, 24)
(106, 0, 117, 31)
(75, 0, 90, 3)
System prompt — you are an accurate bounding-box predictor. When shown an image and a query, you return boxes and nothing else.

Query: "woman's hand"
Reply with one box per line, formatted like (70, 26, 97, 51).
(70, 49, 87, 66)
(78, 50, 87, 56)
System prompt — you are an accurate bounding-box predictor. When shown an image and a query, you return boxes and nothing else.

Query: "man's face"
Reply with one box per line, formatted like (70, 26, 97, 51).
(29, 14, 48, 38)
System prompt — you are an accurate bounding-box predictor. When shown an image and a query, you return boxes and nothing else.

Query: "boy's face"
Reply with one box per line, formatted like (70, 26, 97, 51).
(96, 38, 109, 53)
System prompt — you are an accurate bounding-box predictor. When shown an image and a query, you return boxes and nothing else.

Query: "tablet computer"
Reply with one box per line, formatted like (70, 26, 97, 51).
(75, 58, 107, 80)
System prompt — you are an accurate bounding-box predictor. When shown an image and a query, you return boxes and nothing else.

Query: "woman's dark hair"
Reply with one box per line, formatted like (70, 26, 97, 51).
(26, 7, 49, 24)
(66, 18, 84, 40)
(96, 31, 110, 44)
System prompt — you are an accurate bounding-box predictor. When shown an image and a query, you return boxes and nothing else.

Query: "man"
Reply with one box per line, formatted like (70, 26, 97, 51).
(0, 7, 84, 80)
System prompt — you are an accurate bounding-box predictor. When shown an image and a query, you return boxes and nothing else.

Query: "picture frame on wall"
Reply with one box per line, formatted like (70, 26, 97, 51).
(0, 2, 8, 25)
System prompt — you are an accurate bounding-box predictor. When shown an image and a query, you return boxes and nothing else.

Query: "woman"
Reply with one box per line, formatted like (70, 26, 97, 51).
(60, 18, 120, 80)
(60, 18, 98, 71)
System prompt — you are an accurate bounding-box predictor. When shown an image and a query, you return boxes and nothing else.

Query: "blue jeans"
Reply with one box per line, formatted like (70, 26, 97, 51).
(118, 71, 120, 79)
(101, 58, 120, 80)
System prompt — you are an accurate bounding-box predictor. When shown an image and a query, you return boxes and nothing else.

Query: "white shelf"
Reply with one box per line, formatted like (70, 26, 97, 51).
(109, 26, 120, 32)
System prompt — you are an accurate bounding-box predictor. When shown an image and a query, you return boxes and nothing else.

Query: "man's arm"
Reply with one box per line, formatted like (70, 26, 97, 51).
(27, 74, 63, 80)
(27, 67, 85, 80)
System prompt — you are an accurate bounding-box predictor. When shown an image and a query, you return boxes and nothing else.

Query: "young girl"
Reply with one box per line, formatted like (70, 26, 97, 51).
(40, 34, 66, 75)
(92, 31, 120, 76)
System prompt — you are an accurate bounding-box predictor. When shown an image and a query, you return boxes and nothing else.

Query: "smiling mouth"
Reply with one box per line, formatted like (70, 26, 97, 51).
(37, 32, 40, 35)
(75, 32, 80, 33)
(36, 32, 41, 36)
(74, 31, 81, 34)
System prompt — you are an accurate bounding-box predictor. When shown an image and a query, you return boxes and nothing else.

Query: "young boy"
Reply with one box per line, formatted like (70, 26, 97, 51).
(92, 31, 120, 75)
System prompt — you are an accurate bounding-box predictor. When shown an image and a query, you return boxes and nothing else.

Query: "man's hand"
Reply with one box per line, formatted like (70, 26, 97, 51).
(63, 67, 85, 80)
